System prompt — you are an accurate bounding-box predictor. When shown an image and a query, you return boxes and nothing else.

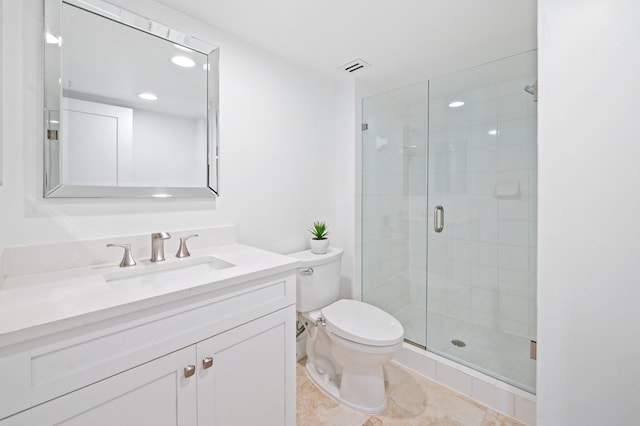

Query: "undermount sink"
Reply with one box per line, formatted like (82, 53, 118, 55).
(104, 255, 235, 285)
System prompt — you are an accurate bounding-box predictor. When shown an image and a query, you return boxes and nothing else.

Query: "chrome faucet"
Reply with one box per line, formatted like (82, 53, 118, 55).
(151, 232, 171, 262)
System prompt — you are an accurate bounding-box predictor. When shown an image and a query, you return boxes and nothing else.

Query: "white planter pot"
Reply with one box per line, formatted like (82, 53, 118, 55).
(310, 238, 329, 254)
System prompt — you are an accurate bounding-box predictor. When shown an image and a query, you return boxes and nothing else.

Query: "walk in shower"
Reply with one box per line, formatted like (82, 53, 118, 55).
(361, 51, 537, 392)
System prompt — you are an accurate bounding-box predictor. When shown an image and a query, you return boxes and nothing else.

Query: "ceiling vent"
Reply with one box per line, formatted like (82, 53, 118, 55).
(339, 58, 371, 74)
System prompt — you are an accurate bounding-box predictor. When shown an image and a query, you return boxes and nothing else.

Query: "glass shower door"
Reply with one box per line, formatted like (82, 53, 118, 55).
(361, 50, 537, 392)
(426, 51, 537, 391)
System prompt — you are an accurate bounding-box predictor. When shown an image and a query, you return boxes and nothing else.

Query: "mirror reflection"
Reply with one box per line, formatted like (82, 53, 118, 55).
(44, 0, 219, 198)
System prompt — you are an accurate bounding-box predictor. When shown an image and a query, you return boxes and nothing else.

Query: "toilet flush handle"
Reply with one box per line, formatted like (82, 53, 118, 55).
(300, 267, 314, 276)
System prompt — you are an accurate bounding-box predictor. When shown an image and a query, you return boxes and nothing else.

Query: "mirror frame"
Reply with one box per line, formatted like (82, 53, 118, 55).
(43, 0, 220, 198)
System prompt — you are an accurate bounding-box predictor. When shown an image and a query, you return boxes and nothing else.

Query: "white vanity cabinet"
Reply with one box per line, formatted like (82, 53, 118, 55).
(16, 345, 198, 426)
(197, 307, 293, 425)
(0, 271, 297, 426)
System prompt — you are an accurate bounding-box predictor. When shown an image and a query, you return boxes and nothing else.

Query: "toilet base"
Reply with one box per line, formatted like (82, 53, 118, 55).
(305, 361, 387, 414)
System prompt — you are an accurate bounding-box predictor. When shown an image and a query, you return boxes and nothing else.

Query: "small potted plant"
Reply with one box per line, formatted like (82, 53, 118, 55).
(309, 221, 330, 254)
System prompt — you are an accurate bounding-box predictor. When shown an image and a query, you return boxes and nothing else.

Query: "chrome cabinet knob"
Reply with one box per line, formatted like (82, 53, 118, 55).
(184, 365, 196, 378)
(202, 357, 213, 369)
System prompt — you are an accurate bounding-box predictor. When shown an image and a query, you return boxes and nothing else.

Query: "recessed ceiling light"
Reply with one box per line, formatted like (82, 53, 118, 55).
(46, 33, 60, 44)
(138, 92, 158, 101)
(448, 101, 465, 108)
(488, 129, 498, 135)
(152, 193, 172, 198)
(171, 56, 195, 68)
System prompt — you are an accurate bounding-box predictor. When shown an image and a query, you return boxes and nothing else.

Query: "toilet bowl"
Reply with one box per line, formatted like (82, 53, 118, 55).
(290, 248, 404, 414)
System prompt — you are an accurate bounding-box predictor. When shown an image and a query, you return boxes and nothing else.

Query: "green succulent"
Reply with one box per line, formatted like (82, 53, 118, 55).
(309, 221, 329, 240)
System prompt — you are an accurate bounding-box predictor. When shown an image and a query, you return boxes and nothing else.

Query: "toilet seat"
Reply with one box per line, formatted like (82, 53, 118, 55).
(321, 299, 404, 347)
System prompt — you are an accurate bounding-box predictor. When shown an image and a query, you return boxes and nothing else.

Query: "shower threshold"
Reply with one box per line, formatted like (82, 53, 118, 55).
(394, 304, 535, 393)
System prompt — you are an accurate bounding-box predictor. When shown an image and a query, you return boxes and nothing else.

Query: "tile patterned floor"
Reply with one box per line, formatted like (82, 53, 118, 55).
(297, 359, 524, 426)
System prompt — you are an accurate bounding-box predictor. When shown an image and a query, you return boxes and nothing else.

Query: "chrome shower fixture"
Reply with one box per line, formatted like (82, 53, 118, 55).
(524, 82, 538, 102)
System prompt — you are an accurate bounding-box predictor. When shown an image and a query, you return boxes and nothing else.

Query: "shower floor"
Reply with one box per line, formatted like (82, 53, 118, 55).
(394, 304, 536, 393)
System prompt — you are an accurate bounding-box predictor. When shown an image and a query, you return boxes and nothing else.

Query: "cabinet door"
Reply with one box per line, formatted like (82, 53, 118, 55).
(30, 346, 197, 426)
(61, 98, 133, 186)
(197, 306, 296, 426)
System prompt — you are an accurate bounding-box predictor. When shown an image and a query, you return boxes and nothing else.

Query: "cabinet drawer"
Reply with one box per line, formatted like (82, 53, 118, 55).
(0, 273, 295, 419)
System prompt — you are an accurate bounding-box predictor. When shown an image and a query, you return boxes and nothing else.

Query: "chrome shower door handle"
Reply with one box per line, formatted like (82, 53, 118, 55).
(434, 205, 444, 233)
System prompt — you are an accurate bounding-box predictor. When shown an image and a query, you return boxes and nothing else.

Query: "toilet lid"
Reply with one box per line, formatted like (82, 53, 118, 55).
(321, 299, 404, 347)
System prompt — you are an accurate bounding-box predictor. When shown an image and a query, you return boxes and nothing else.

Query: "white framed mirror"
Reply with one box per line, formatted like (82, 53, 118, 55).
(44, 0, 219, 198)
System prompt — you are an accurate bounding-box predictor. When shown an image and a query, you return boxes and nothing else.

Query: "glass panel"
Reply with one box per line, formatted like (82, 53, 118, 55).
(427, 51, 537, 392)
(362, 83, 428, 347)
(361, 51, 537, 393)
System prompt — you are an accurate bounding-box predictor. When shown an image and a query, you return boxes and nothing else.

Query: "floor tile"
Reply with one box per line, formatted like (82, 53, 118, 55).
(297, 359, 525, 425)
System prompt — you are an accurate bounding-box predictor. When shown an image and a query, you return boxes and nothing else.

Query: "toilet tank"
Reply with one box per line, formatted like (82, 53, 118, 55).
(289, 248, 344, 312)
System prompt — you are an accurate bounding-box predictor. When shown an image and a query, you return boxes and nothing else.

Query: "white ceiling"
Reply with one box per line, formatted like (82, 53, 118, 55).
(154, 0, 537, 92)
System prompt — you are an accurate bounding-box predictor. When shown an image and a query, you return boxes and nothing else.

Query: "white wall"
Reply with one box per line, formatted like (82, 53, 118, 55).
(333, 78, 358, 298)
(0, 0, 351, 267)
(538, 0, 640, 424)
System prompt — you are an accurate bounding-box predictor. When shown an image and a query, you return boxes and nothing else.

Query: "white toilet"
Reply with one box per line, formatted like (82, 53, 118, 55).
(290, 247, 404, 414)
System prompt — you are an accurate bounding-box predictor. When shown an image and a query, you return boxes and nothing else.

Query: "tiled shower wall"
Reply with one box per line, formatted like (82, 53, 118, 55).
(361, 84, 428, 319)
(406, 99, 428, 318)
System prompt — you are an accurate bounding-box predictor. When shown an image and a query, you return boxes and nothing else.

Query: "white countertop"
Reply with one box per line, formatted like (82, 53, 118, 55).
(0, 244, 300, 348)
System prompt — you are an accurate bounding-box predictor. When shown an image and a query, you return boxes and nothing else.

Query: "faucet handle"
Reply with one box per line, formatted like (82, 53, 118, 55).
(176, 234, 199, 258)
(107, 243, 136, 267)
